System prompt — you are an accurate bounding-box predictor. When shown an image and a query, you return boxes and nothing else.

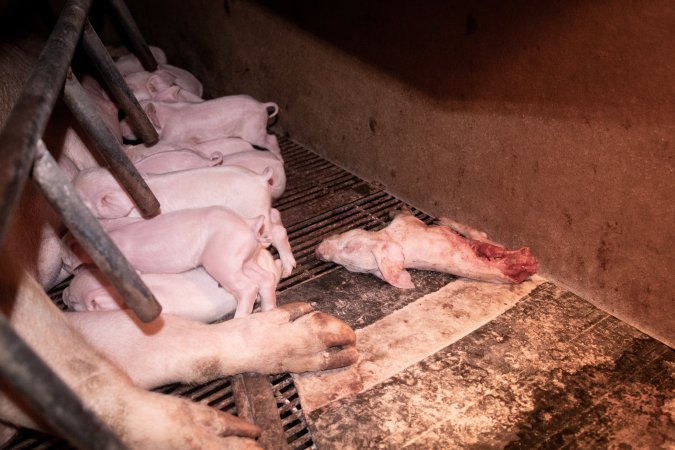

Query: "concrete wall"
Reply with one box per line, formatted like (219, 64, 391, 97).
(132, 1, 671, 345)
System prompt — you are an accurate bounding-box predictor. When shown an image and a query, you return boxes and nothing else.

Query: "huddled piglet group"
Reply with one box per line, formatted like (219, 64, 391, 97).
(61, 46, 293, 319)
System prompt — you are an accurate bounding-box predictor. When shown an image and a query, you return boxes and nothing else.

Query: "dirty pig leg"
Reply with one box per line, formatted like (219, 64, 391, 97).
(67, 303, 359, 389)
(0, 265, 261, 450)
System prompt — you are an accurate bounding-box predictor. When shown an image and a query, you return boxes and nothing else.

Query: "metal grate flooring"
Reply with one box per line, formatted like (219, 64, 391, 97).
(4, 136, 433, 450)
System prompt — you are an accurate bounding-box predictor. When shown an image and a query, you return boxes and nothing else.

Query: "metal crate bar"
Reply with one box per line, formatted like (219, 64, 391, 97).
(0, 0, 92, 242)
(32, 142, 162, 322)
(62, 70, 160, 217)
(105, 0, 157, 71)
(80, 19, 159, 145)
(0, 0, 163, 447)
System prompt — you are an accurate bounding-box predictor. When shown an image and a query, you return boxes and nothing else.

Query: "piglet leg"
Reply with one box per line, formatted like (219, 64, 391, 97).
(243, 257, 278, 312)
(269, 208, 296, 277)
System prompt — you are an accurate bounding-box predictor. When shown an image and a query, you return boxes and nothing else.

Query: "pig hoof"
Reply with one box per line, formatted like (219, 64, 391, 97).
(242, 302, 358, 374)
(121, 391, 261, 449)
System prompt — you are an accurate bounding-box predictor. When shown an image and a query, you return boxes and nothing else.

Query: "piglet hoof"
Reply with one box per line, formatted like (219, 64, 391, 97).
(243, 302, 358, 374)
(280, 258, 297, 278)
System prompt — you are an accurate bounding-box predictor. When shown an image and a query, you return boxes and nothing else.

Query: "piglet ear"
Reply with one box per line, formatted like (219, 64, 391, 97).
(251, 215, 270, 245)
(372, 241, 415, 289)
(143, 102, 162, 130)
(262, 166, 274, 185)
(146, 75, 166, 95)
(98, 191, 134, 219)
(155, 85, 182, 102)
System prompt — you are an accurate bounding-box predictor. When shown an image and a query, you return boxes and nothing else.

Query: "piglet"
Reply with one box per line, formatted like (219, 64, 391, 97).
(125, 137, 270, 163)
(74, 166, 296, 276)
(135, 95, 279, 153)
(133, 149, 224, 174)
(315, 210, 537, 287)
(124, 69, 203, 103)
(189, 136, 283, 160)
(63, 247, 282, 322)
(113, 45, 168, 75)
(220, 150, 286, 199)
(69, 206, 278, 317)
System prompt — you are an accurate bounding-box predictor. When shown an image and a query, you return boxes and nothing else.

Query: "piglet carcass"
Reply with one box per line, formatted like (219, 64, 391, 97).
(67, 207, 278, 317)
(74, 165, 296, 276)
(315, 210, 537, 288)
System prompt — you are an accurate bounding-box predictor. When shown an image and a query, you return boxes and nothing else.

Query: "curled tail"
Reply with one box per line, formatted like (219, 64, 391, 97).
(264, 102, 279, 118)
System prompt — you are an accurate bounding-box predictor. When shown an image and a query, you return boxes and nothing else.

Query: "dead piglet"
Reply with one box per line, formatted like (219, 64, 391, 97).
(105, 207, 278, 317)
(135, 95, 279, 153)
(315, 210, 537, 287)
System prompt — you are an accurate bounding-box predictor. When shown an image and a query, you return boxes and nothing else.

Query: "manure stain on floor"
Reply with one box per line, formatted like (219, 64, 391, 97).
(303, 283, 675, 450)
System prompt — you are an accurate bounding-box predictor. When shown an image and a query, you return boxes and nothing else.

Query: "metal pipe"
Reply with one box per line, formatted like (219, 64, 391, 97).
(105, 0, 158, 71)
(0, 314, 128, 450)
(62, 70, 160, 218)
(80, 20, 159, 145)
(0, 0, 91, 244)
(32, 142, 162, 322)
(232, 374, 291, 449)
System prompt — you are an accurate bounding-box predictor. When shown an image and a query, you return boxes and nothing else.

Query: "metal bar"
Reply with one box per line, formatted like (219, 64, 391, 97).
(62, 70, 160, 217)
(0, 314, 128, 450)
(32, 142, 162, 322)
(105, 0, 158, 71)
(80, 20, 159, 145)
(0, 0, 92, 244)
(232, 374, 292, 450)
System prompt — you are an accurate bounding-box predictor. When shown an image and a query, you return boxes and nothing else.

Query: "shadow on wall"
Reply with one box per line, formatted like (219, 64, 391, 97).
(253, 0, 675, 124)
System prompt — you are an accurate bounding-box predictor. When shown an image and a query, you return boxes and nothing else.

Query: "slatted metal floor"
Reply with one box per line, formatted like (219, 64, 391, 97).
(5, 136, 674, 450)
(4, 135, 434, 449)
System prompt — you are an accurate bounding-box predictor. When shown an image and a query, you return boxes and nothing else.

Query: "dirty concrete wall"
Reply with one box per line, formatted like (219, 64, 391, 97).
(128, 0, 672, 345)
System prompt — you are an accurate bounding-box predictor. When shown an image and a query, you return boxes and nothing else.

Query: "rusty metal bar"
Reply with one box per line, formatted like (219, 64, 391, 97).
(80, 20, 159, 145)
(0, 0, 91, 243)
(0, 314, 128, 450)
(106, 0, 158, 71)
(32, 142, 162, 322)
(62, 70, 160, 217)
(232, 374, 292, 450)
